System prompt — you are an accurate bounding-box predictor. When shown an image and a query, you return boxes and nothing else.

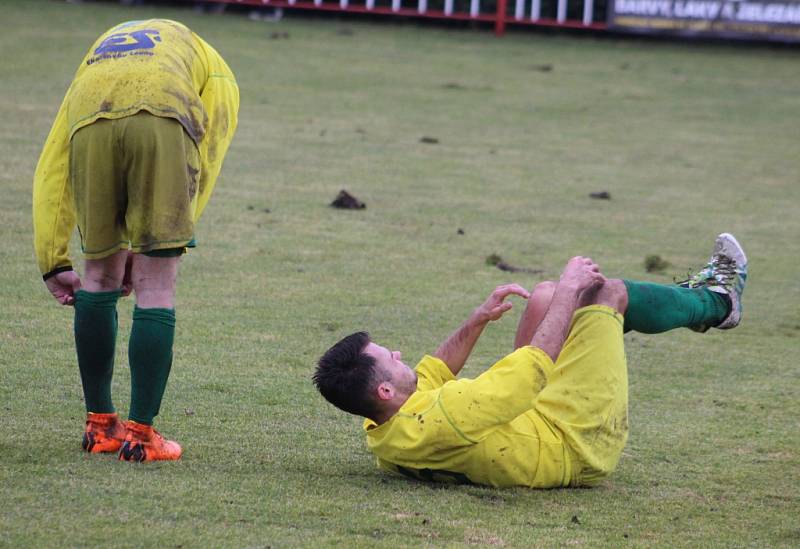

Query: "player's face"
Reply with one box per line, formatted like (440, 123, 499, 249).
(364, 342, 418, 394)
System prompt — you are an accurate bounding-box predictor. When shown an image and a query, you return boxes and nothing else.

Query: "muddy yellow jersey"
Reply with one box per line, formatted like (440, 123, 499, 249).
(33, 19, 239, 275)
(364, 347, 576, 488)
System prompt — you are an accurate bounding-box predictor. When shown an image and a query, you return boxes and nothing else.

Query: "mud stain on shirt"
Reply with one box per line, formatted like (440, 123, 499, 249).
(162, 87, 207, 143)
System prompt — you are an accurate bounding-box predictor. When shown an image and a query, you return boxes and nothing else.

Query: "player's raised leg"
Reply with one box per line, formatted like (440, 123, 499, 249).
(624, 233, 747, 333)
(76, 250, 129, 453)
(119, 253, 183, 462)
(517, 234, 748, 339)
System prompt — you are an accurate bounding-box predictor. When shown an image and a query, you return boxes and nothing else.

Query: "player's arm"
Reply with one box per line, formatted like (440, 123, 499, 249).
(193, 37, 239, 222)
(530, 256, 605, 361)
(434, 284, 530, 376)
(33, 95, 82, 305)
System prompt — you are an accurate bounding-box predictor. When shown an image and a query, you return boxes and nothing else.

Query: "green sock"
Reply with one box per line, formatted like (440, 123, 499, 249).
(74, 289, 121, 413)
(128, 306, 176, 425)
(622, 280, 729, 334)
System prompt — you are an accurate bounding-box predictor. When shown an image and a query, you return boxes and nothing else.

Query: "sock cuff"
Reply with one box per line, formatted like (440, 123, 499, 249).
(133, 306, 176, 327)
(75, 289, 122, 307)
(700, 287, 732, 319)
(621, 279, 637, 292)
(126, 415, 154, 426)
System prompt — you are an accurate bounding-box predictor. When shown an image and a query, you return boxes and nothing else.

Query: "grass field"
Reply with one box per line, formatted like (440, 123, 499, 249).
(2, 0, 799, 546)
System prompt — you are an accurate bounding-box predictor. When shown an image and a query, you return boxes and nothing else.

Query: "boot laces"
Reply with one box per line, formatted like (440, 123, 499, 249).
(676, 255, 736, 289)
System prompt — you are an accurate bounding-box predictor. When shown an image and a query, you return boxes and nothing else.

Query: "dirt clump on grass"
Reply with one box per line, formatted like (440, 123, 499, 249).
(330, 189, 365, 209)
(644, 254, 670, 273)
(246, 205, 270, 213)
(486, 254, 543, 274)
(441, 82, 467, 90)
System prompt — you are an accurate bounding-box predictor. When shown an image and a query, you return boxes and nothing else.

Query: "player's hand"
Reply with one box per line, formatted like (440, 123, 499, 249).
(473, 284, 531, 324)
(45, 270, 82, 306)
(558, 256, 606, 293)
(120, 250, 133, 297)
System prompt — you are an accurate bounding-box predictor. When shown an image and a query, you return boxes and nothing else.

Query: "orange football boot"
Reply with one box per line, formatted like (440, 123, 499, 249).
(118, 421, 182, 462)
(82, 412, 127, 454)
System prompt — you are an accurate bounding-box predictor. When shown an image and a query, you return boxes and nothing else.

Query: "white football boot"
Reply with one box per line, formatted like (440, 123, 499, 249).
(678, 233, 748, 331)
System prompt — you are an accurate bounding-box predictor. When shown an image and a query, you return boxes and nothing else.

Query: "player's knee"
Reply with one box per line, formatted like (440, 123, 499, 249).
(131, 255, 179, 288)
(133, 287, 177, 309)
(531, 280, 556, 300)
(527, 281, 556, 311)
(83, 265, 123, 291)
(592, 279, 628, 315)
(84, 272, 122, 291)
(130, 257, 179, 308)
(533, 280, 556, 292)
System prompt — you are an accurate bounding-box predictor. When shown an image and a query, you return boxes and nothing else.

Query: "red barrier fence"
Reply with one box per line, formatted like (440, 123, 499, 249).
(199, 0, 607, 36)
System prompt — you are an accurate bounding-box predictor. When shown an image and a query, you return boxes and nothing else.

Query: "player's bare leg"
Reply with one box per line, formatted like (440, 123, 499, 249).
(130, 254, 180, 308)
(514, 281, 556, 349)
(119, 254, 183, 462)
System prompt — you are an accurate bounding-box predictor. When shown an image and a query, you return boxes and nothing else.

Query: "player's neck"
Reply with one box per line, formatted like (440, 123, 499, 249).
(373, 393, 412, 425)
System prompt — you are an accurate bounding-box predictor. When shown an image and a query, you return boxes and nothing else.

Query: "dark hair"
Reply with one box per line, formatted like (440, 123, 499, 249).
(313, 331, 383, 419)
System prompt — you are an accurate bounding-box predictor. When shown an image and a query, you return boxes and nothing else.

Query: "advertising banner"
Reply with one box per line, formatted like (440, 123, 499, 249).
(608, 0, 800, 42)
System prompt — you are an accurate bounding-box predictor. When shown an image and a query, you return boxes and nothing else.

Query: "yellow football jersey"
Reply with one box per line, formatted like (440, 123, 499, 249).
(33, 19, 239, 275)
(364, 347, 576, 488)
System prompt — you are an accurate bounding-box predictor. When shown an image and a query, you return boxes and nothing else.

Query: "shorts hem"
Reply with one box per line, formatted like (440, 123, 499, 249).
(70, 106, 201, 146)
(130, 239, 194, 255)
(572, 305, 624, 327)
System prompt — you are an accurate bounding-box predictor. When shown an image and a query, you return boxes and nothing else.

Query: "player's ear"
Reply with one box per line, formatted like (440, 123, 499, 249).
(376, 381, 395, 401)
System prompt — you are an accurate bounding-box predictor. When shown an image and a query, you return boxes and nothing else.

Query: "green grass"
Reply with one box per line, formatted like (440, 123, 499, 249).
(2, 0, 799, 546)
